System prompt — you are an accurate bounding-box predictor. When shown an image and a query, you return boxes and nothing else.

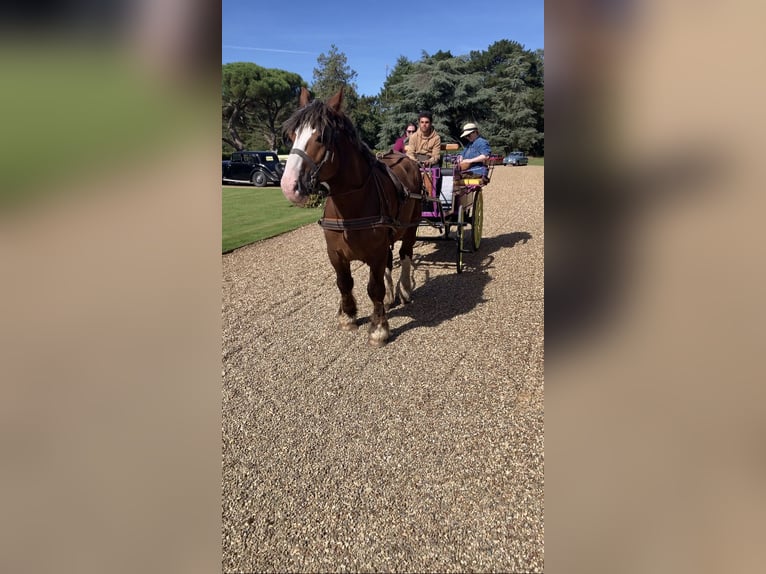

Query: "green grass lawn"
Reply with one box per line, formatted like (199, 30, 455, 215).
(528, 157, 544, 166)
(222, 186, 322, 253)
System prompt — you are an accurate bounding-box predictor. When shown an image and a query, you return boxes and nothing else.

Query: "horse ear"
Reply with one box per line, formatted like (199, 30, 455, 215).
(299, 86, 311, 107)
(327, 86, 344, 112)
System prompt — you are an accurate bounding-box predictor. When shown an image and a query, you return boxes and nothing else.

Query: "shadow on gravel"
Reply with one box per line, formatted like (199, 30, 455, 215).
(388, 231, 532, 341)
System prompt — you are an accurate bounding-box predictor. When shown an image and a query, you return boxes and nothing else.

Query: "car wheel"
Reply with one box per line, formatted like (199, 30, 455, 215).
(252, 171, 267, 187)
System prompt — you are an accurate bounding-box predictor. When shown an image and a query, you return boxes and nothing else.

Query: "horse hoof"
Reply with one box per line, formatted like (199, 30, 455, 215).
(338, 312, 357, 331)
(368, 324, 389, 347)
(398, 291, 412, 305)
(396, 284, 413, 305)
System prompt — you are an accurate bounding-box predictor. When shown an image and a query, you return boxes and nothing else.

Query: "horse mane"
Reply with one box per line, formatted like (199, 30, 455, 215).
(282, 99, 376, 162)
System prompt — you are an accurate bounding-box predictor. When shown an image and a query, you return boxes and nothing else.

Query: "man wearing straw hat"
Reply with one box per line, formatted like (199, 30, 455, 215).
(457, 122, 491, 179)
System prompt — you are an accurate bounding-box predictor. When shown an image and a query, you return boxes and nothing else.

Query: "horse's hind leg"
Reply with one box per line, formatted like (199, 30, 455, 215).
(330, 254, 357, 331)
(367, 261, 390, 347)
(396, 228, 417, 304)
(383, 247, 395, 311)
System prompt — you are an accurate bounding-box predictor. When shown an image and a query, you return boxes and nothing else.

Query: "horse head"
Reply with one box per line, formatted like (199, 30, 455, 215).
(280, 86, 347, 205)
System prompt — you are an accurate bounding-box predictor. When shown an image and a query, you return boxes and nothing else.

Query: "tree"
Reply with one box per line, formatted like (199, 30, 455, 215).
(378, 53, 490, 147)
(222, 40, 544, 156)
(352, 95, 383, 151)
(222, 62, 304, 153)
(377, 56, 417, 148)
(380, 55, 414, 111)
(311, 45, 381, 146)
(373, 42, 544, 155)
(312, 44, 359, 101)
(222, 62, 259, 151)
(466, 40, 544, 155)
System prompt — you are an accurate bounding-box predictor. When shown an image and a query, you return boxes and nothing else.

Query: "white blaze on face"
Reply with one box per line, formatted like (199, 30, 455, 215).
(280, 123, 315, 205)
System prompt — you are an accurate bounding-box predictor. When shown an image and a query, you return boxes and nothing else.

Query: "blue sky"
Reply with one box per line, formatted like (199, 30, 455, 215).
(222, 0, 544, 97)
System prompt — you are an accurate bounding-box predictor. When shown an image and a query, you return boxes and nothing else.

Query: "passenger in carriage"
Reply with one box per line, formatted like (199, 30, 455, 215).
(406, 111, 442, 197)
(405, 111, 442, 167)
(457, 122, 491, 179)
(392, 122, 417, 153)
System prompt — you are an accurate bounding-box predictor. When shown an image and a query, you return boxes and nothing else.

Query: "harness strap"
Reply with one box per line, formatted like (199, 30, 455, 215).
(289, 147, 314, 165)
(319, 215, 395, 230)
(316, 154, 423, 232)
(318, 215, 422, 231)
(378, 157, 428, 201)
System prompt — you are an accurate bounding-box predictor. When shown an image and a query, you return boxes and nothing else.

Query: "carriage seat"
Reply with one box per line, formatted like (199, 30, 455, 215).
(439, 142, 492, 186)
(453, 160, 492, 187)
(435, 145, 493, 207)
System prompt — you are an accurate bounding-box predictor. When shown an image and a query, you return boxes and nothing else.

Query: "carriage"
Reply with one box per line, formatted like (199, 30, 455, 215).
(417, 143, 492, 273)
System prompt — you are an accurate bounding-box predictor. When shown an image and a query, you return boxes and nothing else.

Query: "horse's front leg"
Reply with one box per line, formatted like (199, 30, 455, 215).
(329, 252, 357, 331)
(367, 260, 390, 347)
(383, 247, 395, 311)
(396, 227, 417, 304)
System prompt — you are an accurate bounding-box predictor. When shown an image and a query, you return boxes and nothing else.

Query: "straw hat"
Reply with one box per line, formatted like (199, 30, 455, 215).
(460, 123, 478, 138)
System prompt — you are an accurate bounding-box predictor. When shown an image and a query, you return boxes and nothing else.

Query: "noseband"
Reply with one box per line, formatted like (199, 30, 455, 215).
(289, 147, 332, 195)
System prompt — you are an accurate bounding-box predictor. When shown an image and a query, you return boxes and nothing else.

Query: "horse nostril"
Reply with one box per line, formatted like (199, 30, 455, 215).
(299, 174, 314, 195)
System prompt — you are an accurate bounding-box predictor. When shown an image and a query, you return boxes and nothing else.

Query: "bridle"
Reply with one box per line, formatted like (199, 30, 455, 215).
(288, 146, 333, 196)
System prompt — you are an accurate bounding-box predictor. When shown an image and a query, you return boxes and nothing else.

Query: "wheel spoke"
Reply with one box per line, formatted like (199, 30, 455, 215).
(456, 205, 464, 273)
(473, 192, 483, 250)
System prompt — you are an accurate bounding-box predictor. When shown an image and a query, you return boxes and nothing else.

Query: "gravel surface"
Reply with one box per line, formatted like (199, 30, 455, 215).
(222, 166, 544, 573)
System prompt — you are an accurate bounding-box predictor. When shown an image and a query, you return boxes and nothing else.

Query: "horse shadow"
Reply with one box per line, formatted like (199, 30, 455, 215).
(386, 231, 533, 341)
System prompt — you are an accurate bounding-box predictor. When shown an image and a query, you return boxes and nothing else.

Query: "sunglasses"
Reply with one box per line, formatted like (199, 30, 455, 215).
(406, 129, 416, 133)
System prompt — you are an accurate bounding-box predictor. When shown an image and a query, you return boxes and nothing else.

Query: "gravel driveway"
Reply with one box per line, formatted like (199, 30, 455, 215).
(222, 165, 544, 573)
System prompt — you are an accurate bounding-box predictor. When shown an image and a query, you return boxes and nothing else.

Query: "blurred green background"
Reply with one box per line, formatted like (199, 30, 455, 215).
(0, 47, 203, 210)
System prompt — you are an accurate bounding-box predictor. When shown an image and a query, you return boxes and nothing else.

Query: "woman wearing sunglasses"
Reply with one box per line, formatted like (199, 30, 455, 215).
(392, 122, 417, 154)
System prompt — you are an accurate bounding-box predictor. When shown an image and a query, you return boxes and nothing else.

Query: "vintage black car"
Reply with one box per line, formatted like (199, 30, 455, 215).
(222, 151, 284, 186)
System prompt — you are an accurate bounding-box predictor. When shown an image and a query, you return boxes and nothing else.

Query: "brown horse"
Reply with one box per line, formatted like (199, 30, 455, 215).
(280, 87, 423, 346)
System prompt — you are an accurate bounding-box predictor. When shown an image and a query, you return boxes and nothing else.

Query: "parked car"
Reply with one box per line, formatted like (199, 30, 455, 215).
(488, 153, 505, 166)
(503, 151, 529, 167)
(222, 150, 284, 186)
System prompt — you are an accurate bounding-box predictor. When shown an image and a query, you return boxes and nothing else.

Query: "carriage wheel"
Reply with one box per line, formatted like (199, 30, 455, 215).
(456, 204, 465, 274)
(467, 190, 483, 251)
(439, 203, 450, 238)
